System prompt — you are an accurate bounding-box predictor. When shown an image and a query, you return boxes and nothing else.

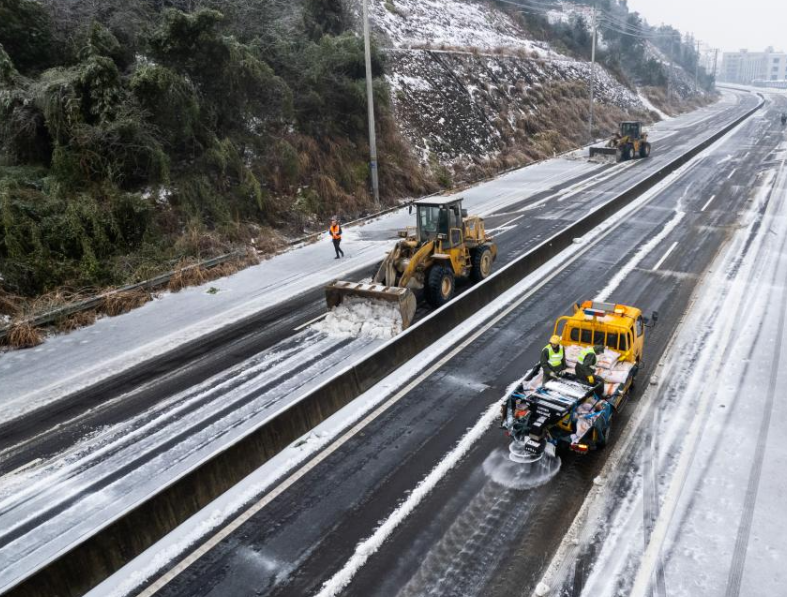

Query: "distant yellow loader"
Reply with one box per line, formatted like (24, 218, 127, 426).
(590, 121, 652, 162)
(325, 197, 497, 329)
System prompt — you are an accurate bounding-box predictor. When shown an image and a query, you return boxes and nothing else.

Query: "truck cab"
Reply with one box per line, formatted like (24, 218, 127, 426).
(552, 300, 656, 365)
(501, 301, 658, 462)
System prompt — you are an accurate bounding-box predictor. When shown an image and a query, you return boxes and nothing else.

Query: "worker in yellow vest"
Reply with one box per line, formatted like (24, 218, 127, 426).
(576, 344, 606, 398)
(329, 216, 344, 259)
(540, 335, 567, 380)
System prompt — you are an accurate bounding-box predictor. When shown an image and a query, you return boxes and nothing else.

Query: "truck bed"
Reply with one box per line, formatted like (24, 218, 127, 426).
(522, 345, 635, 398)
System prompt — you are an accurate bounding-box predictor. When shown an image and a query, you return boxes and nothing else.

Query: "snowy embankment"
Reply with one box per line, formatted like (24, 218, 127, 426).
(638, 88, 671, 121)
(372, 0, 555, 56)
(370, 0, 648, 168)
(538, 143, 787, 597)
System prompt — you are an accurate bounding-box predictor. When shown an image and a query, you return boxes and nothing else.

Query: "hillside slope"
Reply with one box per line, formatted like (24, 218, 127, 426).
(369, 0, 707, 182)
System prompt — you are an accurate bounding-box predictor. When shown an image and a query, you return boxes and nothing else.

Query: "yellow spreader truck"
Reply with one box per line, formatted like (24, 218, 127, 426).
(502, 300, 658, 463)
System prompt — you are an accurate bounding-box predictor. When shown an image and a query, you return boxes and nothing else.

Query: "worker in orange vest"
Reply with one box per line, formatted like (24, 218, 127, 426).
(329, 216, 344, 259)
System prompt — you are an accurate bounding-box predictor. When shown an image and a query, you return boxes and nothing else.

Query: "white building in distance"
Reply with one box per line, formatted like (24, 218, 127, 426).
(720, 47, 787, 84)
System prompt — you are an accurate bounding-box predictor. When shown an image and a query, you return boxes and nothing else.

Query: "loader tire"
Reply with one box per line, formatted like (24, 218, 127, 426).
(471, 246, 493, 282)
(426, 265, 455, 308)
(639, 143, 651, 158)
(621, 146, 632, 161)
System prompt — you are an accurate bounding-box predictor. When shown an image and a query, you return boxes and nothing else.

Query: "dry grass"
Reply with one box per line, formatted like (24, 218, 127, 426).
(168, 250, 260, 293)
(168, 260, 208, 292)
(641, 86, 717, 119)
(0, 291, 22, 318)
(101, 289, 153, 317)
(253, 227, 286, 258)
(0, 246, 263, 351)
(56, 310, 98, 332)
(4, 321, 43, 349)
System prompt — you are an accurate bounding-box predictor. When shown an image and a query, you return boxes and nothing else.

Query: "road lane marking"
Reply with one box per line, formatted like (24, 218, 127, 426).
(294, 312, 328, 331)
(700, 194, 717, 211)
(651, 242, 678, 271)
(486, 214, 525, 234)
(727, 167, 737, 180)
(0, 458, 42, 482)
(596, 210, 685, 302)
(515, 163, 625, 212)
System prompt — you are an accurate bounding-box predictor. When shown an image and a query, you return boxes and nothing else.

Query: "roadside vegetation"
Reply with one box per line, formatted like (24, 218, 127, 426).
(0, 0, 431, 321)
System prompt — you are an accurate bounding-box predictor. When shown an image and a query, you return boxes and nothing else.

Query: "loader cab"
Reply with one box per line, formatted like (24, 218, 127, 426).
(619, 121, 643, 139)
(416, 199, 465, 248)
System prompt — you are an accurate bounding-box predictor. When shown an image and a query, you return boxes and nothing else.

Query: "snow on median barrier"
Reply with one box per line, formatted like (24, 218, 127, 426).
(313, 298, 404, 340)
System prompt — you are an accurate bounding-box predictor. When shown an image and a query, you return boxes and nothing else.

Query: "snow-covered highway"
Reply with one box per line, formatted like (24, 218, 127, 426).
(539, 101, 787, 597)
(32, 91, 780, 597)
(0, 89, 776, 596)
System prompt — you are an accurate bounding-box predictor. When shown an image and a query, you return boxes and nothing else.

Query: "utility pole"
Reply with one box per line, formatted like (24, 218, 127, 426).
(712, 48, 719, 89)
(362, 0, 381, 209)
(694, 39, 701, 92)
(667, 34, 674, 110)
(588, 4, 597, 141)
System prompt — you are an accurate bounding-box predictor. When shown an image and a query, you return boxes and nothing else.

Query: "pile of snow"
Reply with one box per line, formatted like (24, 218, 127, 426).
(312, 298, 403, 340)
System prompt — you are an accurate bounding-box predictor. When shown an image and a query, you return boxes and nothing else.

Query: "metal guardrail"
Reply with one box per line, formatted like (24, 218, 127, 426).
(0, 252, 245, 342)
(5, 97, 763, 597)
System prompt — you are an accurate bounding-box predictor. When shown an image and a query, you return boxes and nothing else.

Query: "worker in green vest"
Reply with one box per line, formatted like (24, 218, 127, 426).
(575, 344, 606, 397)
(540, 335, 567, 380)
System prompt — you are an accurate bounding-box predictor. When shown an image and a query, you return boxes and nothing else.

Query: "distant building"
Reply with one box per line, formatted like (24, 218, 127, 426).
(720, 47, 787, 84)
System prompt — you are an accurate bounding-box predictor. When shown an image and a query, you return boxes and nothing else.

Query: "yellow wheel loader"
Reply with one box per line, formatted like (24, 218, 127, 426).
(325, 198, 497, 329)
(589, 121, 651, 163)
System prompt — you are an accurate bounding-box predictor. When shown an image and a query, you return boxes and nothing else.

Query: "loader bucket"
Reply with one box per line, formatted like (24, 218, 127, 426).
(325, 281, 418, 330)
(589, 146, 620, 163)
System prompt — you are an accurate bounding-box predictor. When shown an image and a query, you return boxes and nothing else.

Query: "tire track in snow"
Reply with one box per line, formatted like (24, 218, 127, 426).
(724, 166, 787, 597)
(628, 153, 787, 597)
(653, 158, 787, 588)
(0, 331, 346, 519)
(0, 331, 376, 585)
(396, 482, 531, 597)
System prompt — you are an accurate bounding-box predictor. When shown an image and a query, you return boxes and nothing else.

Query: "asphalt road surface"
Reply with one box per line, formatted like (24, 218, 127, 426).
(113, 94, 787, 597)
(0, 89, 770, 594)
